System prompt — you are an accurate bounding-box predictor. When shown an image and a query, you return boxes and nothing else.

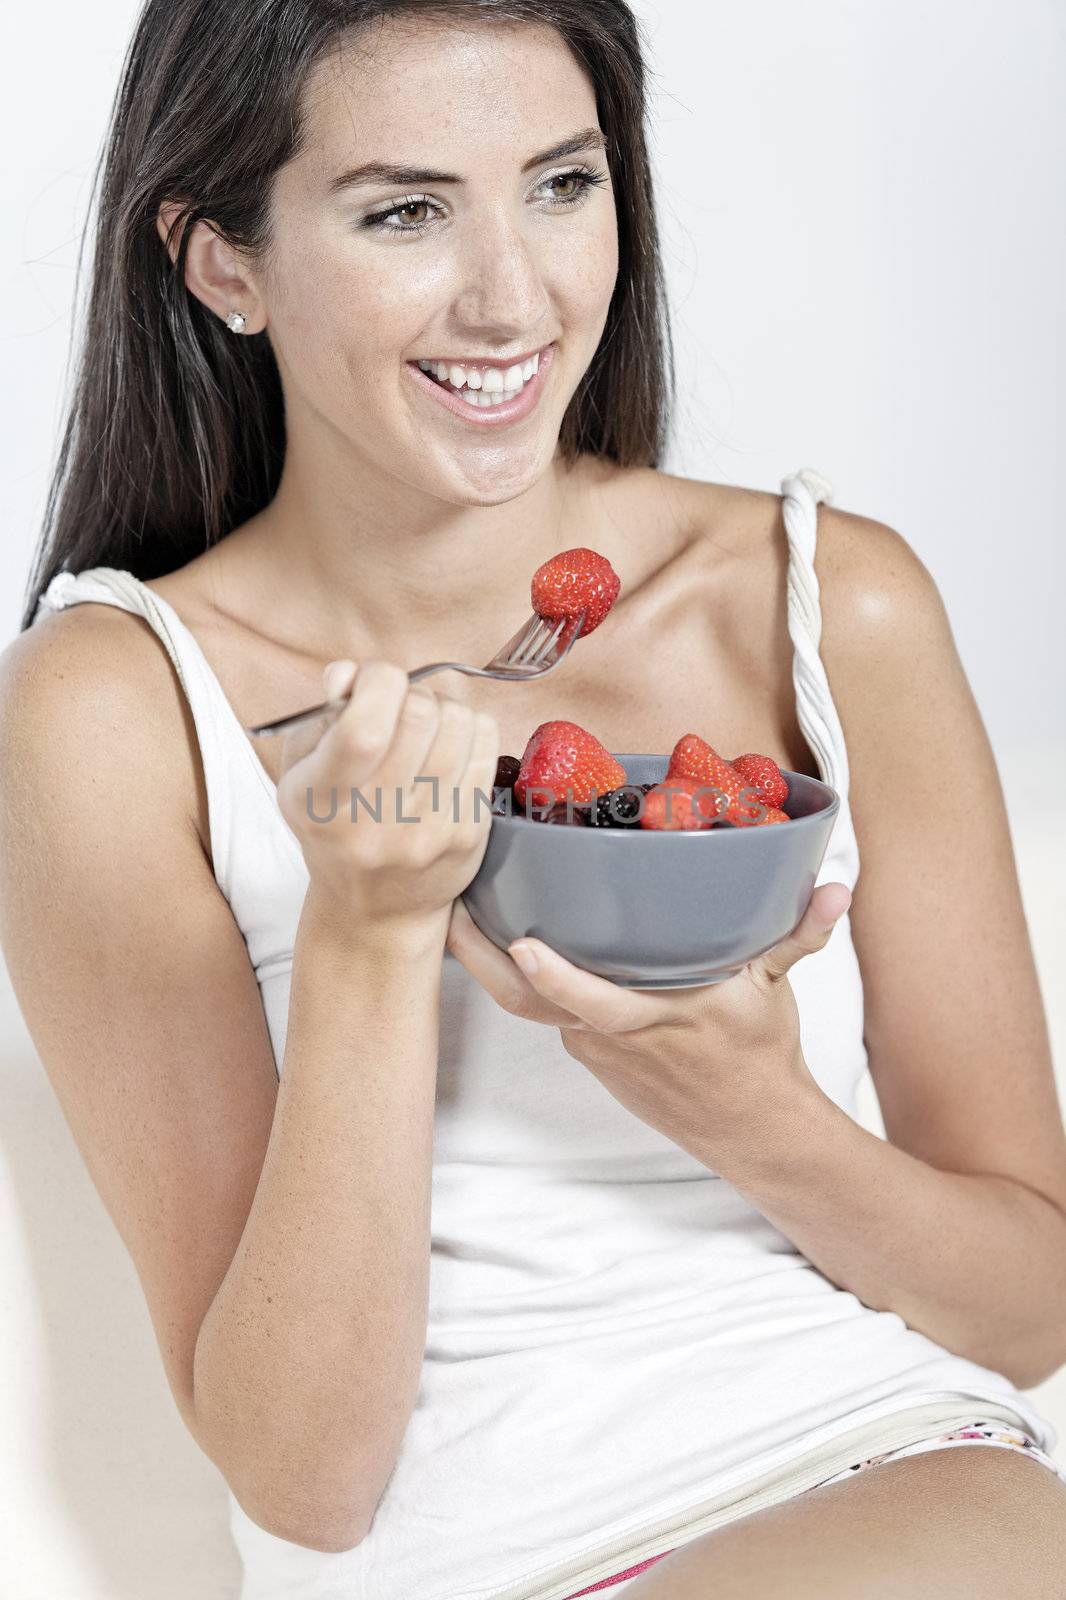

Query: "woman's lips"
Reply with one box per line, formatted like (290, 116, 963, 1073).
(405, 343, 555, 427)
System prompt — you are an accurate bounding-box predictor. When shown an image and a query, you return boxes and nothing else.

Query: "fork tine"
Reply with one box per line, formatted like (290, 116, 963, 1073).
(546, 612, 585, 655)
(249, 607, 588, 734)
(511, 617, 559, 664)
(490, 609, 585, 673)
(492, 612, 547, 667)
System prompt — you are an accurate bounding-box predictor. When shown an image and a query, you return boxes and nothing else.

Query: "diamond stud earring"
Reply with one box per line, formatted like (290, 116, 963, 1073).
(225, 310, 247, 333)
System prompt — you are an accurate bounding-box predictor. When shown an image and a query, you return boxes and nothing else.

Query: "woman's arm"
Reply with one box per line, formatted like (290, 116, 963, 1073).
(709, 509, 1066, 1391)
(193, 900, 446, 1552)
(188, 908, 441, 1555)
(0, 612, 449, 1553)
(696, 1072, 1066, 1392)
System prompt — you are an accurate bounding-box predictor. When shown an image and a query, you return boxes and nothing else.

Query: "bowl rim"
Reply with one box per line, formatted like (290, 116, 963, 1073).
(488, 759, 839, 834)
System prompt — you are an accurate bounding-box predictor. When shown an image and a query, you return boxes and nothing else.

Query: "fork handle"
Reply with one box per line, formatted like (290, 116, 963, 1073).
(246, 695, 354, 737)
(247, 637, 557, 737)
(407, 662, 459, 683)
(247, 662, 463, 736)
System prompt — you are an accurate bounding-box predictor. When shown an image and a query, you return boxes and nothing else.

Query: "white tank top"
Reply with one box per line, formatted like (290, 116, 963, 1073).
(32, 468, 1056, 1600)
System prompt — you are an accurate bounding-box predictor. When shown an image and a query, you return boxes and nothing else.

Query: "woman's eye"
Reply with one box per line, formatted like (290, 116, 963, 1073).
(548, 172, 583, 201)
(391, 200, 432, 229)
(361, 196, 437, 235)
(361, 167, 607, 236)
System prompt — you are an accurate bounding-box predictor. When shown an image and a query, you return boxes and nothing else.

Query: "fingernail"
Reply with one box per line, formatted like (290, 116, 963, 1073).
(510, 943, 538, 976)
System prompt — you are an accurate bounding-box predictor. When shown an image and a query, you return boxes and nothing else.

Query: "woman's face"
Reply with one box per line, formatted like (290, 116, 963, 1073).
(259, 16, 619, 506)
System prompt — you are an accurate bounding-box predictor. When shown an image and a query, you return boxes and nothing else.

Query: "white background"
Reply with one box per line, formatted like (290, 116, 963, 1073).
(2, 2, 1064, 1595)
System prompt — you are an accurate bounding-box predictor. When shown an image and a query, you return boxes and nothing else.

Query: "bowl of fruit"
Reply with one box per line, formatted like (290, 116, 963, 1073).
(456, 544, 839, 988)
(461, 722, 840, 988)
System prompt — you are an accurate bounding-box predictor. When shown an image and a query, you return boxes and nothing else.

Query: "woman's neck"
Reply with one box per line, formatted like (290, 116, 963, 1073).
(212, 449, 610, 669)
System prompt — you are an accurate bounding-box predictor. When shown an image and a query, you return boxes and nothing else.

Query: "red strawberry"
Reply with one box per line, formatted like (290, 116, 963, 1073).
(730, 752, 788, 811)
(639, 777, 719, 832)
(665, 734, 763, 826)
(513, 720, 626, 809)
(754, 806, 790, 826)
(530, 548, 621, 638)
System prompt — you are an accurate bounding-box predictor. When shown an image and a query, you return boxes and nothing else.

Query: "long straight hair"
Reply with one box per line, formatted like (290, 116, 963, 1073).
(20, 0, 675, 632)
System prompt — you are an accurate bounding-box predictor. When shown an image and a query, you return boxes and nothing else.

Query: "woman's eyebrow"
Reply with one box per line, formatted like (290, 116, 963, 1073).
(325, 127, 608, 194)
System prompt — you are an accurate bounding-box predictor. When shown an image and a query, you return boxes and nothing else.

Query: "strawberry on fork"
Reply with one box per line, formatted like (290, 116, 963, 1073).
(531, 548, 621, 638)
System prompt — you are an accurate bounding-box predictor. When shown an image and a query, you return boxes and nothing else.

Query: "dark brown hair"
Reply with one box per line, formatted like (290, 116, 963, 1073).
(20, 0, 675, 631)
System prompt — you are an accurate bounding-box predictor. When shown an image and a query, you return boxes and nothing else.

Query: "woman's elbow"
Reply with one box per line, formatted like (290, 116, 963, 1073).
(236, 1487, 374, 1554)
(996, 1323, 1066, 1394)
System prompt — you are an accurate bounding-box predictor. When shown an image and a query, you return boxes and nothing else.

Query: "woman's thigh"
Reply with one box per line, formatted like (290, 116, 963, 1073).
(621, 1445, 1066, 1599)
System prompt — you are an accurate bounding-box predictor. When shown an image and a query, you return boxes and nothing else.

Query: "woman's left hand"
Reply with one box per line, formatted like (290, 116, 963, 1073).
(445, 884, 852, 1168)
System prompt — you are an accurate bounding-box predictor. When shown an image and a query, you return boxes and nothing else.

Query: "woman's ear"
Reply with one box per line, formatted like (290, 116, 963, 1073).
(154, 200, 267, 333)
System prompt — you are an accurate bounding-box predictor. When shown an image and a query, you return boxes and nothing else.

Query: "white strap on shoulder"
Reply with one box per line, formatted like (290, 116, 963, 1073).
(779, 469, 834, 650)
(38, 567, 191, 697)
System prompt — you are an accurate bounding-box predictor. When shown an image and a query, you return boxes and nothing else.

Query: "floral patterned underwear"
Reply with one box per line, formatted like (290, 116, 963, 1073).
(562, 1417, 1066, 1598)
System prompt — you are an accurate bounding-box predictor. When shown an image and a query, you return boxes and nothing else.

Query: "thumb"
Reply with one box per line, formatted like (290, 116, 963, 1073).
(445, 895, 470, 954)
(323, 658, 359, 701)
(754, 882, 852, 984)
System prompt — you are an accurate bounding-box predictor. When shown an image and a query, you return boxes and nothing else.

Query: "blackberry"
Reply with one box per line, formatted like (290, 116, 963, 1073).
(591, 783, 656, 828)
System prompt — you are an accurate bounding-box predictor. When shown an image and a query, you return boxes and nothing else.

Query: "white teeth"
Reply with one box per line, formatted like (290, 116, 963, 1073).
(415, 349, 546, 404)
(460, 388, 517, 408)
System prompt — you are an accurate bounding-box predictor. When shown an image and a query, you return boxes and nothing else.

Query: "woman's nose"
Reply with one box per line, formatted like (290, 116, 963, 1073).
(452, 215, 551, 337)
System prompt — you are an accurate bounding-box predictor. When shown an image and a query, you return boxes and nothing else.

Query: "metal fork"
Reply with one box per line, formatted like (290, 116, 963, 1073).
(246, 608, 588, 737)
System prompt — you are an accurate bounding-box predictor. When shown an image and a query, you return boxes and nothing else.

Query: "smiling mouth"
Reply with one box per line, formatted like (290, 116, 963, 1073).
(413, 348, 545, 408)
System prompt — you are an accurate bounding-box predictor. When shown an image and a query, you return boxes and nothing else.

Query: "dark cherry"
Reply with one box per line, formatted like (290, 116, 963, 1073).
(493, 755, 521, 791)
(533, 802, 591, 826)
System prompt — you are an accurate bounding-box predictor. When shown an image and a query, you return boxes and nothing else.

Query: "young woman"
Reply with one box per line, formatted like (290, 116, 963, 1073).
(3, 2, 1066, 1596)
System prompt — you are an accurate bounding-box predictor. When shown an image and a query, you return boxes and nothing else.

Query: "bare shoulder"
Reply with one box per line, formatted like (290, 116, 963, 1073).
(5, 593, 184, 705)
(638, 469, 786, 559)
(811, 500, 947, 643)
(642, 470, 943, 642)
(641, 469, 890, 574)
(0, 600, 207, 850)
(801, 500, 965, 762)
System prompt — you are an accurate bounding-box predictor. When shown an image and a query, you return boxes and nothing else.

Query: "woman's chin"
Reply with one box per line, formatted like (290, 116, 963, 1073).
(413, 441, 555, 504)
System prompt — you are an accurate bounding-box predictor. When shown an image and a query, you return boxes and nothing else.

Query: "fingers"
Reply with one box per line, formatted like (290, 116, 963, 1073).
(446, 898, 581, 1026)
(284, 660, 502, 857)
(503, 935, 665, 1034)
(319, 659, 412, 789)
(402, 695, 479, 822)
(457, 711, 501, 827)
(755, 882, 852, 985)
(379, 685, 443, 808)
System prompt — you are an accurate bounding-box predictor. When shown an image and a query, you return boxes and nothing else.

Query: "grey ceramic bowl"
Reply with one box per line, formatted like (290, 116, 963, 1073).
(461, 753, 840, 989)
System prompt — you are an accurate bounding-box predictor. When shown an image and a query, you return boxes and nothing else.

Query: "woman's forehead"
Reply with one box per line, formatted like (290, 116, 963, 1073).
(296, 16, 595, 164)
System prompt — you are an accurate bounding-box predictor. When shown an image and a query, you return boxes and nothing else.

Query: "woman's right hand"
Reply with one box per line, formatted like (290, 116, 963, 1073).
(276, 658, 500, 939)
